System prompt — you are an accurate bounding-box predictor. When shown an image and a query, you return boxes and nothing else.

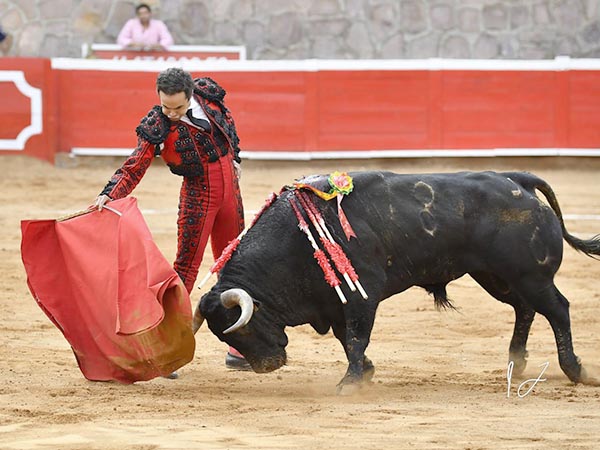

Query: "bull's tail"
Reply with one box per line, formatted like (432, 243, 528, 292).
(512, 172, 600, 259)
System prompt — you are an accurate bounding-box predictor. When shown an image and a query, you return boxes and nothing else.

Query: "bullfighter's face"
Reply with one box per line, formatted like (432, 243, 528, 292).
(199, 289, 288, 373)
(158, 91, 190, 122)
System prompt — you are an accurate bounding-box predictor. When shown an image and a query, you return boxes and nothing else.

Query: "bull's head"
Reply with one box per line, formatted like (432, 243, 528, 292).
(195, 288, 288, 373)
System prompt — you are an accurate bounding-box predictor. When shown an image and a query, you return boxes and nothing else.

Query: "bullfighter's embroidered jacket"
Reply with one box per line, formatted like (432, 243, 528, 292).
(100, 77, 241, 199)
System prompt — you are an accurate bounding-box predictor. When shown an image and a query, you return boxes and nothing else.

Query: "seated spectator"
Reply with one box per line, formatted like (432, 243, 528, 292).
(0, 25, 13, 55)
(117, 3, 173, 51)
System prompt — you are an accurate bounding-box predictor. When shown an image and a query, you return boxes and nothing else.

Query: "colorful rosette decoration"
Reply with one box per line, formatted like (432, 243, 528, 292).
(294, 171, 356, 241)
(328, 171, 354, 195)
(329, 171, 356, 240)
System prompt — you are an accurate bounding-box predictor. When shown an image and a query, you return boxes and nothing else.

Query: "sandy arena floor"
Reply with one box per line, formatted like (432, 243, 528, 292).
(1, 154, 599, 449)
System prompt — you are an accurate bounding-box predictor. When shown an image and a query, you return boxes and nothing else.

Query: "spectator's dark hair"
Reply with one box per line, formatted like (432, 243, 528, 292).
(136, 3, 151, 13)
(156, 68, 195, 99)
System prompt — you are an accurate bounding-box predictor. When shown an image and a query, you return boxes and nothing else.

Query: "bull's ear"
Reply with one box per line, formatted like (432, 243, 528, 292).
(252, 299, 262, 312)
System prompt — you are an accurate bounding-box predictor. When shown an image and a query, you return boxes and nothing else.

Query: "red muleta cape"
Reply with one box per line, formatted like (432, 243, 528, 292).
(20, 197, 195, 383)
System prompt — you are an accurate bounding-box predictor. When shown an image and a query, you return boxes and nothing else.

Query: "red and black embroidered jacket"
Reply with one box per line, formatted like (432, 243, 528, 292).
(100, 77, 241, 199)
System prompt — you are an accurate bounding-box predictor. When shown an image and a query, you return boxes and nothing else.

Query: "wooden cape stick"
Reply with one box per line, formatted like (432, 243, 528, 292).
(57, 204, 122, 222)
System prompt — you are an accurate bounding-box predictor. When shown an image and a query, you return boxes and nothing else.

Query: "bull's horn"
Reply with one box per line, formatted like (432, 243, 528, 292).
(221, 288, 254, 334)
(192, 305, 205, 334)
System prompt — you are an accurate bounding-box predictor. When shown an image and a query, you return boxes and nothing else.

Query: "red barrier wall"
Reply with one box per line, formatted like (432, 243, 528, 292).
(56, 70, 153, 151)
(318, 71, 432, 150)
(54, 70, 315, 152)
(568, 71, 600, 147)
(2, 58, 600, 161)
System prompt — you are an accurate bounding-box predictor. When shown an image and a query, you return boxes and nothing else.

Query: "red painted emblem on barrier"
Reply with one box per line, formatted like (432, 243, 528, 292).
(0, 71, 43, 150)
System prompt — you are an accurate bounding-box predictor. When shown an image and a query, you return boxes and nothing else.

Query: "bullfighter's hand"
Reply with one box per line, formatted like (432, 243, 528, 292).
(233, 161, 242, 180)
(94, 194, 111, 211)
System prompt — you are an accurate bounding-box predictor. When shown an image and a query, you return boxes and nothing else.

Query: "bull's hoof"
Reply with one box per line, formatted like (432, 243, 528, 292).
(508, 352, 528, 377)
(509, 359, 528, 377)
(336, 371, 373, 395)
(336, 380, 363, 396)
(363, 357, 375, 382)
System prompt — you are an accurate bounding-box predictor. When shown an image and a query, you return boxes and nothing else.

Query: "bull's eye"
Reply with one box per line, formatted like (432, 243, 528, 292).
(252, 300, 262, 312)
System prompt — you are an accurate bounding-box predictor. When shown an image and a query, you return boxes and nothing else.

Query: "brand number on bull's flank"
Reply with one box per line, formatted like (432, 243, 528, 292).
(506, 361, 549, 398)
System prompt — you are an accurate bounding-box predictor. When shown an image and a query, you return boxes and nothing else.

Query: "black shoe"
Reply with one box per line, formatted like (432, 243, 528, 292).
(225, 352, 252, 371)
(163, 371, 179, 380)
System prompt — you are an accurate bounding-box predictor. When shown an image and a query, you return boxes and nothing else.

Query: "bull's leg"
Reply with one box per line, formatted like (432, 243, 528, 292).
(508, 303, 536, 376)
(331, 307, 377, 395)
(514, 279, 598, 385)
(470, 272, 535, 376)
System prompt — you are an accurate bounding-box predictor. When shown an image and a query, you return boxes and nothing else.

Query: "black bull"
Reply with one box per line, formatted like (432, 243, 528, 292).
(195, 171, 600, 393)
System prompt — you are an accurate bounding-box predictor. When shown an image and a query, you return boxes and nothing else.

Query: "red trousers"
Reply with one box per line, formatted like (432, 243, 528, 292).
(174, 151, 244, 292)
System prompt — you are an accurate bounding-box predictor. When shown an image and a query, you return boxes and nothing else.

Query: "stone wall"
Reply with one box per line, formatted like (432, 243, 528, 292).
(1, 0, 599, 59)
